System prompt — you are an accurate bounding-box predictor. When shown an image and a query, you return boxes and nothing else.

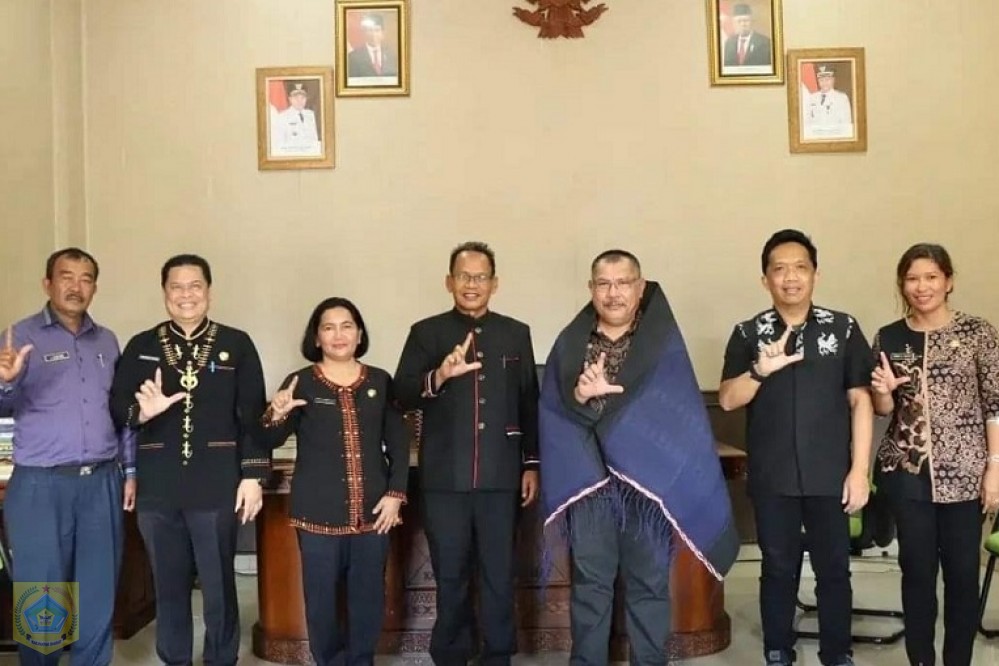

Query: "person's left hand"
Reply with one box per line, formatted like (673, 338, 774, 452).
(521, 470, 539, 507)
(982, 464, 999, 514)
(234, 479, 264, 524)
(123, 478, 137, 512)
(372, 495, 404, 534)
(841, 468, 869, 514)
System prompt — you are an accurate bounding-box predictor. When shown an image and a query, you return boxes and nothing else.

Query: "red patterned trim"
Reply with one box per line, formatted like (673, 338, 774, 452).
(421, 370, 439, 398)
(313, 364, 370, 530)
(261, 404, 290, 427)
(385, 490, 408, 504)
(291, 517, 377, 536)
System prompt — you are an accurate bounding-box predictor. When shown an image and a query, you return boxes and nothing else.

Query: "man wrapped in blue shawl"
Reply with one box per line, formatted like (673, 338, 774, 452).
(539, 250, 739, 665)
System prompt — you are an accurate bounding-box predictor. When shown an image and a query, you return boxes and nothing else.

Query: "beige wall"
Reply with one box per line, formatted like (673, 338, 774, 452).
(5, 0, 998, 389)
(0, 0, 86, 321)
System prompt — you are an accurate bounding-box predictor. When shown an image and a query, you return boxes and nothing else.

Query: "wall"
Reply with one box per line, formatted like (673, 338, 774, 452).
(8, 0, 999, 389)
(0, 0, 86, 323)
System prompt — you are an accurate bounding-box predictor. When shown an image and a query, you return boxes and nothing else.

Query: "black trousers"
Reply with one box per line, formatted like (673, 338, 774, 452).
(752, 494, 852, 666)
(297, 530, 390, 666)
(137, 507, 239, 666)
(568, 491, 671, 666)
(423, 490, 518, 666)
(889, 497, 980, 666)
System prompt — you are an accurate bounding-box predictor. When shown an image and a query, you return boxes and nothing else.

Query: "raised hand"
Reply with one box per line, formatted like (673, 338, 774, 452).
(574, 352, 625, 403)
(269, 375, 308, 421)
(0, 327, 33, 384)
(755, 326, 805, 378)
(436, 332, 483, 385)
(135, 368, 187, 424)
(871, 352, 910, 395)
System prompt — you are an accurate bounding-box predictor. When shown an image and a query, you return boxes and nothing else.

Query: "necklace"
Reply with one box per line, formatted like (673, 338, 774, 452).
(157, 321, 219, 465)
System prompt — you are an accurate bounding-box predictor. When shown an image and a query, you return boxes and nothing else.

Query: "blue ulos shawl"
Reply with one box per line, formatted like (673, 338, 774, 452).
(540, 281, 739, 579)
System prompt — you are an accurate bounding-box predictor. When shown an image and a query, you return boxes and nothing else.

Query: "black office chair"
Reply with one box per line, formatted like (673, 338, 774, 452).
(794, 489, 905, 645)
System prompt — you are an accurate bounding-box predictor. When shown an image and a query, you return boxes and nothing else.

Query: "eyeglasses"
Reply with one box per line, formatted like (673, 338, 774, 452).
(452, 273, 494, 286)
(592, 278, 639, 293)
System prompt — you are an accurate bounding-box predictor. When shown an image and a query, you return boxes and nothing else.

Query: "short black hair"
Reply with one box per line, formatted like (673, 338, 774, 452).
(590, 249, 642, 277)
(46, 247, 99, 281)
(449, 241, 496, 276)
(300, 297, 370, 362)
(161, 254, 213, 287)
(761, 229, 818, 274)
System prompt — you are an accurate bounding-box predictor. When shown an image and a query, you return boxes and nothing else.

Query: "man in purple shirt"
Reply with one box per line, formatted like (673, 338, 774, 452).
(0, 247, 134, 666)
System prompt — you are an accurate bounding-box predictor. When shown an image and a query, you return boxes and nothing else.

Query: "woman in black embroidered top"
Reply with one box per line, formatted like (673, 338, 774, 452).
(262, 297, 408, 666)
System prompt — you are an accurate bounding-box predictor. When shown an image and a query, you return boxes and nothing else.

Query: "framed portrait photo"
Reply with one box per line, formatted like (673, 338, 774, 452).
(256, 67, 335, 170)
(707, 0, 784, 86)
(336, 0, 410, 97)
(786, 48, 867, 154)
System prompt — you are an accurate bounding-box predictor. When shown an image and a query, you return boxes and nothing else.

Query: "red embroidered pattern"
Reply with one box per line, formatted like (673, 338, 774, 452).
(313, 364, 369, 530)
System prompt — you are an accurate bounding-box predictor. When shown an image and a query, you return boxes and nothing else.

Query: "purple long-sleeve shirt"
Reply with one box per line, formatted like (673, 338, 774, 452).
(0, 306, 134, 469)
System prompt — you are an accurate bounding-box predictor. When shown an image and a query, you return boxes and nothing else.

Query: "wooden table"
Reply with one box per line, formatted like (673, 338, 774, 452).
(253, 443, 747, 663)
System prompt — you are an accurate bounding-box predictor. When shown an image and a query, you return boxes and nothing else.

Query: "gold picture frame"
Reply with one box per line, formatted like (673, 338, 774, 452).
(256, 67, 335, 170)
(786, 48, 867, 154)
(336, 0, 410, 97)
(706, 0, 784, 86)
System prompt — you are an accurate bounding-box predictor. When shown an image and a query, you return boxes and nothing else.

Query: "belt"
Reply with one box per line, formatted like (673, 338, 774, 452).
(47, 460, 116, 476)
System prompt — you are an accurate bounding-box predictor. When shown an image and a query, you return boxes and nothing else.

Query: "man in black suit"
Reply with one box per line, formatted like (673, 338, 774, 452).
(723, 3, 773, 68)
(347, 13, 398, 78)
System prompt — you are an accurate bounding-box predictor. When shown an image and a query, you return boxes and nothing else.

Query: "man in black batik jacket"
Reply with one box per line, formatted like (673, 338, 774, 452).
(395, 241, 539, 666)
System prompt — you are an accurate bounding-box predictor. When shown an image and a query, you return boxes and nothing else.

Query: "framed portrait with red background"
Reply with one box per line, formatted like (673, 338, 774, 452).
(706, 0, 784, 86)
(336, 0, 410, 97)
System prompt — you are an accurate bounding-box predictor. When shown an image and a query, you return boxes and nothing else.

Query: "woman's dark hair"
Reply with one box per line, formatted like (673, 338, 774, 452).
(895, 243, 955, 315)
(300, 297, 369, 361)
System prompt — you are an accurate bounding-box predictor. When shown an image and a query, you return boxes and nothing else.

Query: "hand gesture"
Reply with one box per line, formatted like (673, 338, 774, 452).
(871, 352, 909, 395)
(436, 332, 483, 385)
(234, 478, 264, 525)
(0, 327, 33, 384)
(755, 327, 805, 378)
(982, 463, 999, 514)
(135, 368, 187, 424)
(521, 470, 539, 507)
(841, 469, 870, 514)
(270, 375, 308, 421)
(372, 495, 404, 534)
(574, 353, 625, 403)
(123, 478, 137, 512)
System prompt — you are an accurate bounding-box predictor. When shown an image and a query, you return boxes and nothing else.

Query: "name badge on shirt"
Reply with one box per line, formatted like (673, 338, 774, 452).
(43, 351, 70, 363)
(138, 355, 161, 362)
(313, 397, 336, 406)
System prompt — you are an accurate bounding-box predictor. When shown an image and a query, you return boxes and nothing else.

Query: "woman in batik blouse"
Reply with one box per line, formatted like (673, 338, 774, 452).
(261, 297, 408, 666)
(871, 243, 999, 666)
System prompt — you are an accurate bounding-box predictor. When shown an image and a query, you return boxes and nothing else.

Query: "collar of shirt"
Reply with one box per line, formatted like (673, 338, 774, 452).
(590, 310, 641, 345)
(40, 303, 96, 337)
(448, 308, 493, 327)
(167, 318, 212, 340)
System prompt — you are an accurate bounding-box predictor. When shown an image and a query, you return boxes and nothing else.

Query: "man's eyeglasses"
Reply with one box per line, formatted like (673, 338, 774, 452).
(592, 278, 639, 293)
(452, 273, 494, 286)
